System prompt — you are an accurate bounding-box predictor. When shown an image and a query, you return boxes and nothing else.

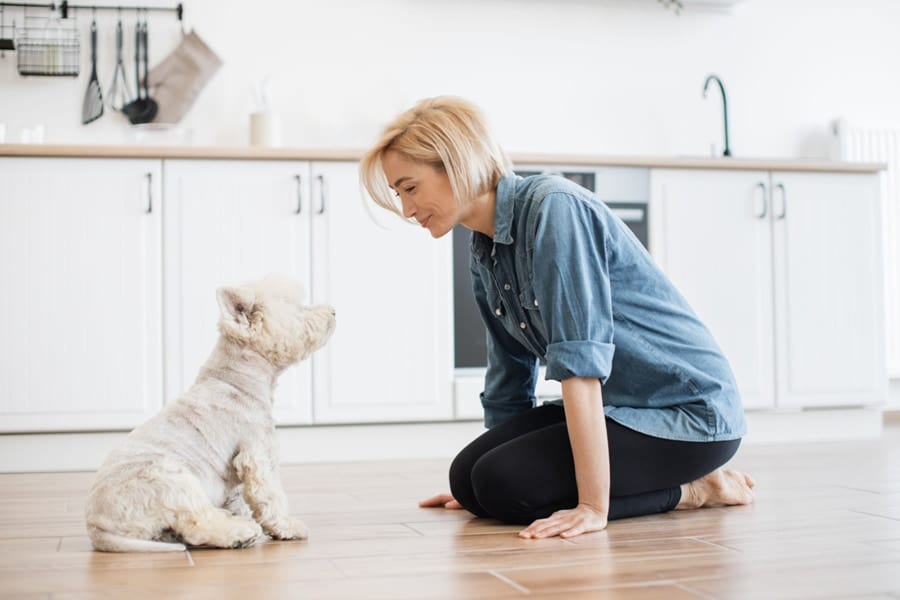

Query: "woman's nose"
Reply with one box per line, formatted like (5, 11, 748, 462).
(400, 196, 416, 218)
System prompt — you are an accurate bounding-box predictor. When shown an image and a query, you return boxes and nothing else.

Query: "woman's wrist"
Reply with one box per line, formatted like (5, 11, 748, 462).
(577, 500, 609, 516)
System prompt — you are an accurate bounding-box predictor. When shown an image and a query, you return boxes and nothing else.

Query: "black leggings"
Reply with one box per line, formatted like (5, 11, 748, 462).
(449, 404, 741, 524)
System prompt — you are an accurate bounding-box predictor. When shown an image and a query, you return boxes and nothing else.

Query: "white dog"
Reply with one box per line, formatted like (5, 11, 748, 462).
(85, 275, 336, 552)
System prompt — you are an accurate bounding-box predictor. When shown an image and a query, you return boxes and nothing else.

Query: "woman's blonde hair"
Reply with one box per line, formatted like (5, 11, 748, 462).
(359, 96, 512, 217)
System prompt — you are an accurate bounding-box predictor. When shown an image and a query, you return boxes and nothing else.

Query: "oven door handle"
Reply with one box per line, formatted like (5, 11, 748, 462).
(609, 206, 646, 223)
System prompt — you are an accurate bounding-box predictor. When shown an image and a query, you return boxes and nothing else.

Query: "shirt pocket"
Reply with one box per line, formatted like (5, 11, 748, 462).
(518, 284, 548, 344)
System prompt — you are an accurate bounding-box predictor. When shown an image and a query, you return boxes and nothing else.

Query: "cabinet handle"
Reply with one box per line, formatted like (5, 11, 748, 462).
(294, 174, 302, 215)
(774, 182, 786, 220)
(145, 172, 153, 214)
(317, 174, 326, 215)
(754, 182, 767, 219)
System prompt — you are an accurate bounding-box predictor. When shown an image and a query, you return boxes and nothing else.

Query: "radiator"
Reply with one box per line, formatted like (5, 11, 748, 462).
(834, 119, 900, 377)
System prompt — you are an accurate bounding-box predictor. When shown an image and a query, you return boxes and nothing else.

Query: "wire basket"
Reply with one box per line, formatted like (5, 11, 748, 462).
(0, 5, 14, 52)
(16, 15, 80, 77)
(0, 23, 15, 52)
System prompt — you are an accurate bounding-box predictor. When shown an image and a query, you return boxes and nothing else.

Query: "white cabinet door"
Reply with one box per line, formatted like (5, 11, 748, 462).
(0, 157, 163, 432)
(651, 169, 775, 410)
(772, 171, 886, 408)
(652, 168, 887, 412)
(163, 160, 314, 425)
(309, 161, 454, 423)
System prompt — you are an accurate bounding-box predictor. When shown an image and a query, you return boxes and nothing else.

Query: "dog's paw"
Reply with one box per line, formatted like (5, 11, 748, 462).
(221, 518, 264, 549)
(265, 517, 309, 541)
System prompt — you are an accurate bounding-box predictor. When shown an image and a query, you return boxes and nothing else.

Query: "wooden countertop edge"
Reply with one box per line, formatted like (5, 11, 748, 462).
(0, 144, 885, 173)
(0, 144, 365, 161)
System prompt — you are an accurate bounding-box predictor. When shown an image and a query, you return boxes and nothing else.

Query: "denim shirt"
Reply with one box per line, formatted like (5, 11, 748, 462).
(471, 173, 746, 442)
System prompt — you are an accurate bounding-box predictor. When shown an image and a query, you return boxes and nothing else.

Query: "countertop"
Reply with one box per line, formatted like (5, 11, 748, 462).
(0, 144, 885, 173)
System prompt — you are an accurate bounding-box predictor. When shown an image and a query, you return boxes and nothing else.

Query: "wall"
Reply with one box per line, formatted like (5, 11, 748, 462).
(1, 0, 899, 157)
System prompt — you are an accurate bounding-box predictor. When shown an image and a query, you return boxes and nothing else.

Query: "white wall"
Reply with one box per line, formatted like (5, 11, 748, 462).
(1, 0, 899, 156)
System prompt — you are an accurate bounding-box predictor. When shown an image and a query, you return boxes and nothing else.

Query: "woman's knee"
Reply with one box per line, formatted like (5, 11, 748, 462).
(448, 447, 489, 517)
(469, 454, 537, 525)
(448, 451, 472, 498)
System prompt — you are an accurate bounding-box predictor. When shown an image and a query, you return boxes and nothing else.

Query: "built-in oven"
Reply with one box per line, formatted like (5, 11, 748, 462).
(452, 165, 651, 417)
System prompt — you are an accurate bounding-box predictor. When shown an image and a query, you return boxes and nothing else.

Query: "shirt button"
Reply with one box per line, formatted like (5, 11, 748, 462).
(495, 308, 503, 316)
(534, 299, 539, 307)
(519, 322, 527, 329)
(504, 283, 511, 290)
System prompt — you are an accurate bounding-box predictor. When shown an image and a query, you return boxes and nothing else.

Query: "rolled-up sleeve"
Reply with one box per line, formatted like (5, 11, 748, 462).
(545, 340, 615, 381)
(531, 193, 617, 383)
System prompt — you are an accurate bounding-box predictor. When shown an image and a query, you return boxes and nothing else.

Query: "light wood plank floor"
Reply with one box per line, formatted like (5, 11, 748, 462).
(2, 418, 900, 599)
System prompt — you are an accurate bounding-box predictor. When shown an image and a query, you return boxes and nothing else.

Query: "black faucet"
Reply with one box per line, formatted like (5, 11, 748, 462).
(703, 74, 731, 157)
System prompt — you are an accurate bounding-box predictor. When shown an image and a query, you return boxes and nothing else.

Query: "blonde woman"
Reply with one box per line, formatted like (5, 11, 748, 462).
(360, 96, 755, 540)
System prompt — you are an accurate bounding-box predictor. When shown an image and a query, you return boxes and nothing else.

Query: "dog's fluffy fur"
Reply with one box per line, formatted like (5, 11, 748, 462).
(85, 275, 336, 552)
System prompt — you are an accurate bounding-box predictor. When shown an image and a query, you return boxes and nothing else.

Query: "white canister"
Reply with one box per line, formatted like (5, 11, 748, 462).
(249, 111, 281, 147)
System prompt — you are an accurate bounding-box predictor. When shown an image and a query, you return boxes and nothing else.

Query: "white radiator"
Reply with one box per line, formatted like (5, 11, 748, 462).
(834, 119, 900, 377)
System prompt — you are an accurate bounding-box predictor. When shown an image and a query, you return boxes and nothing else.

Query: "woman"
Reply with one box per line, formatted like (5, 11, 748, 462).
(360, 96, 755, 540)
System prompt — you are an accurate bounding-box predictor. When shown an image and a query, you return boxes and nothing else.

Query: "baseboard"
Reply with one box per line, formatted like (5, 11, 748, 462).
(0, 421, 487, 474)
(742, 407, 883, 445)
(0, 408, 885, 473)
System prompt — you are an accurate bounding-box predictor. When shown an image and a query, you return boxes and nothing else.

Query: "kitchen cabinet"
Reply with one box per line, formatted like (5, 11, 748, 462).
(163, 159, 315, 424)
(0, 157, 163, 432)
(1, 147, 884, 450)
(305, 161, 454, 423)
(0, 155, 452, 433)
(164, 160, 454, 425)
(651, 168, 886, 410)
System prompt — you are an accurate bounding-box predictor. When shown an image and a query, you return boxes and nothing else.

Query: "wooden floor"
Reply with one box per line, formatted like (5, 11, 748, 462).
(2, 420, 900, 600)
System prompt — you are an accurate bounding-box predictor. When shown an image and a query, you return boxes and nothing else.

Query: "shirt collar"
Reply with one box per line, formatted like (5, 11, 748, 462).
(471, 173, 517, 257)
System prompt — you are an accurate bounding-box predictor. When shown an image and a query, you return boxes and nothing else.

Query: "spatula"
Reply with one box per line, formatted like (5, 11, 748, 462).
(81, 19, 103, 125)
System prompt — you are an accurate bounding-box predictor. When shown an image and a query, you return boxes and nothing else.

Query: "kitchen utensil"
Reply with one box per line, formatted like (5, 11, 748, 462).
(139, 20, 158, 122)
(106, 18, 132, 111)
(122, 17, 157, 125)
(81, 18, 103, 124)
(121, 18, 144, 122)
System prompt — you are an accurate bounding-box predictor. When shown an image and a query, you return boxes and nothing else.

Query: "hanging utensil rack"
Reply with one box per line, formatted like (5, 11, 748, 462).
(0, 1, 182, 77)
(0, 2, 183, 21)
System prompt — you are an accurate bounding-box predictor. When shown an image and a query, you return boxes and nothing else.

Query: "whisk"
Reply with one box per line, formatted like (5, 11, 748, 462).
(107, 18, 132, 111)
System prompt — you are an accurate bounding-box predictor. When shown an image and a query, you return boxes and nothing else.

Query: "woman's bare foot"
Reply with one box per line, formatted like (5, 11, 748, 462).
(675, 469, 756, 510)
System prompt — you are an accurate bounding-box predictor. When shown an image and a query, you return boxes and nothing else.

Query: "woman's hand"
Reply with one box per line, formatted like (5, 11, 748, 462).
(522, 377, 611, 541)
(419, 493, 463, 510)
(518, 503, 608, 539)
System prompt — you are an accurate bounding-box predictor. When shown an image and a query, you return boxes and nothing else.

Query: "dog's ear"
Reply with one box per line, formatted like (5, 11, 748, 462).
(216, 287, 256, 329)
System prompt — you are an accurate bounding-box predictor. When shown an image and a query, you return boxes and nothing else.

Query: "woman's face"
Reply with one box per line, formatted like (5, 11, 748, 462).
(381, 149, 461, 239)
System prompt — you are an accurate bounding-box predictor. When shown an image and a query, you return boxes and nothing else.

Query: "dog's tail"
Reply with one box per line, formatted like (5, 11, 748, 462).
(89, 528, 187, 553)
